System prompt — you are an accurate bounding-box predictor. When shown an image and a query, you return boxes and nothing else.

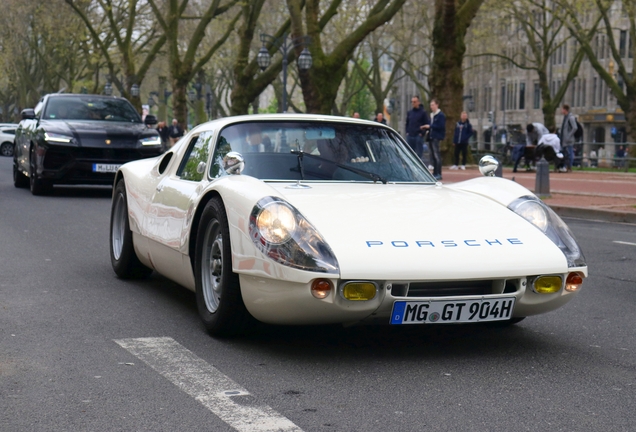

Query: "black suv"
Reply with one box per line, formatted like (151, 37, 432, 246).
(14, 94, 162, 195)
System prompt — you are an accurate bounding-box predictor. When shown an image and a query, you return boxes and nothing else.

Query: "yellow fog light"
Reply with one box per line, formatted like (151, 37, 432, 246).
(342, 282, 376, 301)
(565, 272, 584, 292)
(311, 279, 333, 299)
(533, 276, 562, 294)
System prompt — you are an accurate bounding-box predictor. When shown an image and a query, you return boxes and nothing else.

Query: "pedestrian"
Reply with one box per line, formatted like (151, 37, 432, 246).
(352, 112, 360, 119)
(405, 95, 431, 165)
(157, 121, 170, 151)
(168, 118, 184, 148)
(450, 111, 472, 170)
(423, 98, 445, 180)
(537, 126, 565, 171)
(560, 104, 577, 172)
(514, 122, 549, 172)
(375, 112, 387, 124)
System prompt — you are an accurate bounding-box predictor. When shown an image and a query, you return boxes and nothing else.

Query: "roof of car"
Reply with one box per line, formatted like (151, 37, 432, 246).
(188, 113, 394, 134)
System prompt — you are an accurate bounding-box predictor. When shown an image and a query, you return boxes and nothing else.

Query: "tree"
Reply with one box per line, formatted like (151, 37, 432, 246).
(66, 0, 166, 110)
(474, 0, 599, 130)
(0, 1, 95, 116)
(561, 0, 636, 143)
(148, 0, 239, 125)
(229, 0, 293, 116)
(429, 0, 485, 155)
(287, 0, 407, 114)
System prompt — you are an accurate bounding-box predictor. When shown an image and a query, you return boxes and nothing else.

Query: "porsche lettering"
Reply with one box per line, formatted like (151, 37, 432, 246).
(365, 238, 523, 247)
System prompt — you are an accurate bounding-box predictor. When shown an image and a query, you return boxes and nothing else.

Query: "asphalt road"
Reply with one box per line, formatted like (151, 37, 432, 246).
(1, 155, 635, 432)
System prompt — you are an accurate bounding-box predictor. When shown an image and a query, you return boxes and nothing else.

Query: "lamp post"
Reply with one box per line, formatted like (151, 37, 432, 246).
(257, 33, 312, 113)
(500, 79, 507, 145)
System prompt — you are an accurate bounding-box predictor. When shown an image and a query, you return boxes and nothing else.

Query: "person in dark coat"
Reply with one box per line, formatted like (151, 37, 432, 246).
(168, 118, 184, 148)
(451, 111, 473, 170)
(423, 98, 446, 180)
(405, 95, 430, 164)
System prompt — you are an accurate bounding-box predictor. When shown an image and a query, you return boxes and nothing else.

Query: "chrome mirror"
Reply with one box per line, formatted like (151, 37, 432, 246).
(223, 151, 244, 175)
(479, 155, 499, 177)
(196, 161, 206, 174)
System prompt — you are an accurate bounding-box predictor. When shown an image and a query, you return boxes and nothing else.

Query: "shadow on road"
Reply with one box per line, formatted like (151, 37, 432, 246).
(52, 185, 113, 198)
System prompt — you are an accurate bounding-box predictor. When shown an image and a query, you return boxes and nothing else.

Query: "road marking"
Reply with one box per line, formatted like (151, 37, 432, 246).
(613, 241, 636, 246)
(115, 337, 302, 432)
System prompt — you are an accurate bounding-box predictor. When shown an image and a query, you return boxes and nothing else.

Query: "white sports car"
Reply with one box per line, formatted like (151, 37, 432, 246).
(109, 114, 587, 336)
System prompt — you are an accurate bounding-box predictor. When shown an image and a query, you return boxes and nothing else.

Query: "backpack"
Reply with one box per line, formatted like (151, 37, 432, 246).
(574, 119, 583, 141)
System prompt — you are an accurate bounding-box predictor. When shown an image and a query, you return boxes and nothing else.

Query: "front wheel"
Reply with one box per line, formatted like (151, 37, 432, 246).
(110, 179, 152, 279)
(13, 160, 28, 188)
(29, 148, 52, 195)
(194, 197, 253, 337)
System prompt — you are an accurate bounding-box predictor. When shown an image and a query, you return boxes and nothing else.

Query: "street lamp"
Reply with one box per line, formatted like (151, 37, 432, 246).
(104, 82, 112, 96)
(131, 83, 140, 97)
(258, 33, 312, 113)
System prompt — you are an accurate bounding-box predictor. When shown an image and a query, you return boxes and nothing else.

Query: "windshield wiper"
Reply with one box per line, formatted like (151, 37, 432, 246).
(290, 150, 387, 184)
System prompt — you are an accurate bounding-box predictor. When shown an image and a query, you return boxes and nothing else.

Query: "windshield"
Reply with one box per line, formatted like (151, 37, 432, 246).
(211, 121, 434, 183)
(43, 96, 141, 123)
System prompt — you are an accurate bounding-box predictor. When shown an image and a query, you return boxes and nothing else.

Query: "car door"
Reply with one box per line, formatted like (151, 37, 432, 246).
(144, 131, 215, 286)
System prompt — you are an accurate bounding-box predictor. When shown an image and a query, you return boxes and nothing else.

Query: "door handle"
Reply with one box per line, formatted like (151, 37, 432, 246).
(156, 184, 164, 192)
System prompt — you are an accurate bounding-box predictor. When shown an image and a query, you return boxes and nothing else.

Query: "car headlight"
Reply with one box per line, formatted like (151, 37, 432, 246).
(249, 197, 339, 274)
(509, 196, 586, 267)
(44, 132, 73, 143)
(139, 136, 162, 146)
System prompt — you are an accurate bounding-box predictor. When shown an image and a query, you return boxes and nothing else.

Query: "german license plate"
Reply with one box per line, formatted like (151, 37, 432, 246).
(390, 297, 516, 324)
(92, 163, 121, 173)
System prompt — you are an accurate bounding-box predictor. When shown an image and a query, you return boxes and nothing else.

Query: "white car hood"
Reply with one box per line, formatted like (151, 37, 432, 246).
(269, 182, 567, 280)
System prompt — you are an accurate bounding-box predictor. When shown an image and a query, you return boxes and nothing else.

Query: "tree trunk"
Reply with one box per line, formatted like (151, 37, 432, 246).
(429, 0, 484, 162)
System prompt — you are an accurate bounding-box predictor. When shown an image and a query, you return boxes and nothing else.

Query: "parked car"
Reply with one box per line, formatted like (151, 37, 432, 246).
(0, 126, 17, 157)
(109, 114, 588, 337)
(13, 93, 161, 195)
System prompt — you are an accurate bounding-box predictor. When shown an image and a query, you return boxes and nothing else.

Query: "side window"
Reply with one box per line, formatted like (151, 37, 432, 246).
(209, 135, 234, 179)
(34, 100, 44, 118)
(176, 131, 213, 182)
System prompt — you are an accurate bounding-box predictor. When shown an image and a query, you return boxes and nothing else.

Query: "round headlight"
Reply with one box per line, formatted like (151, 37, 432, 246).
(515, 200, 548, 231)
(256, 202, 297, 244)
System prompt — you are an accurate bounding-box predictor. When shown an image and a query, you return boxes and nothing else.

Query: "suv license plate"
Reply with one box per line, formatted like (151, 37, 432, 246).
(390, 298, 516, 325)
(93, 164, 121, 173)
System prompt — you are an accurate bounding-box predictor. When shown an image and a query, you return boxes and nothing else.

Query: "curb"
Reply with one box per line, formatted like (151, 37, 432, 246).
(548, 205, 636, 224)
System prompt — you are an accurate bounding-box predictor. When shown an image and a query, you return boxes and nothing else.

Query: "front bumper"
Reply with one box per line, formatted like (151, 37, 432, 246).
(239, 267, 587, 325)
(39, 145, 163, 185)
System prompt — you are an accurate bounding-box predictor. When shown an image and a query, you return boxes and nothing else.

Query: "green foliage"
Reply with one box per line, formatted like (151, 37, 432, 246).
(259, 97, 279, 114)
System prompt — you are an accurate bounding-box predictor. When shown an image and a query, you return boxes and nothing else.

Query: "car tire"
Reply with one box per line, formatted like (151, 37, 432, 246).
(110, 179, 153, 279)
(194, 197, 253, 337)
(1, 142, 13, 157)
(29, 148, 52, 195)
(13, 159, 29, 188)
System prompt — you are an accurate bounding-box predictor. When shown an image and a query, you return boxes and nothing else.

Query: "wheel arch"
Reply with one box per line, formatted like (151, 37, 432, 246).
(189, 190, 224, 271)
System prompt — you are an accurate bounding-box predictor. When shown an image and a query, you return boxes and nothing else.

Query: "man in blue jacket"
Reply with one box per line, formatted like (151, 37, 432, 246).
(423, 98, 446, 180)
(405, 95, 430, 163)
(451, 111, 473, 170)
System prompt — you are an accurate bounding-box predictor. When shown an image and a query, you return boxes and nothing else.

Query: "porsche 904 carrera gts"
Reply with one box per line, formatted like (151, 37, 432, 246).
(109, 114, 587, 336)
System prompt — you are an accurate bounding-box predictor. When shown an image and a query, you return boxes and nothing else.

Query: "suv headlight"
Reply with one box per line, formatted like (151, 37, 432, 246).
(249, 197, 339, 274)
(509, 196, 586, 267)
(139, 136, 162, 146)
(44, 132, 74, 143)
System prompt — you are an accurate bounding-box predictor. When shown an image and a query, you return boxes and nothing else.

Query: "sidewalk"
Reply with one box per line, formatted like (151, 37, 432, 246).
(441, 166, 636, 224)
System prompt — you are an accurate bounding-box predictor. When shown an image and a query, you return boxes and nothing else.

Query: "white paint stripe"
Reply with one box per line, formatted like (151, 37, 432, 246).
(115, 337, 302, 432)
(613, 241, 636, 246)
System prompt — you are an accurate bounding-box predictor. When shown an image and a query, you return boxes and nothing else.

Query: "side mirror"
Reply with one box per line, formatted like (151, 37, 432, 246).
(144, 114, 157, 125)
(21, 109, 36, 120)
(223, 151, 244, 175)
(479, 155, 499, 177)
